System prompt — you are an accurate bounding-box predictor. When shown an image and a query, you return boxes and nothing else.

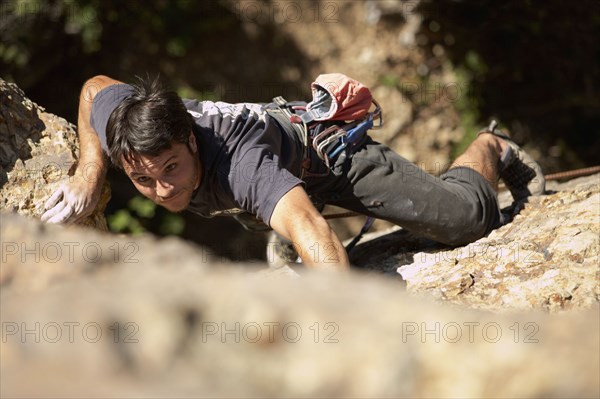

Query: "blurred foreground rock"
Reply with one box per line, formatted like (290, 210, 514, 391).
(1, 212, 599, 398)
(0, 78, 110, 230)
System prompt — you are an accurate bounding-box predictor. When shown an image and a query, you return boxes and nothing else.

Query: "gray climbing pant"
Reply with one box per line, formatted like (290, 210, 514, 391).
(303, 135, 503, 246)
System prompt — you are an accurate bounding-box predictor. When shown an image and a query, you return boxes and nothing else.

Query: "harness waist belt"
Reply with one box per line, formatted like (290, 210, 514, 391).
(266, 108, 306, 144)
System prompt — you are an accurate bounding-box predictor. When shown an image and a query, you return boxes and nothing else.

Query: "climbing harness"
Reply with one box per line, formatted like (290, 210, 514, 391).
(263, 73, 385, 251)
(264, 73, 383, 179)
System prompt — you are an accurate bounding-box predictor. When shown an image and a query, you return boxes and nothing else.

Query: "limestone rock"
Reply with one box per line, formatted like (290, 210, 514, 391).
(0, 78, 110, 230)
(1, 212, 599, 398)
(397, 177, 600, 312)
(349, 174, 600, 313)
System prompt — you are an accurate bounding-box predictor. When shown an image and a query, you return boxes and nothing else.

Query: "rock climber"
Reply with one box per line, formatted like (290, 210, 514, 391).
(41, 74, 545, 270)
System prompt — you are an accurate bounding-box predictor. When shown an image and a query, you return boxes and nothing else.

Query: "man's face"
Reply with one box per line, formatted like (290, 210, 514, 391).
(122, 133, 201, 212)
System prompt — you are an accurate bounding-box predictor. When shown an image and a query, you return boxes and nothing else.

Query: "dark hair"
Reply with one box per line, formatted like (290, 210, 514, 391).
(106, 75, 193, 168)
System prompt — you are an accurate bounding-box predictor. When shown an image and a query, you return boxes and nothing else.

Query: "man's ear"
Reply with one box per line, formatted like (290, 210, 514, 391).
(188, 132, 197, 153)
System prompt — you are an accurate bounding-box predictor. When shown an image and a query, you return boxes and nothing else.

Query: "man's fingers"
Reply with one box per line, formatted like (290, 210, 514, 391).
(40, 180, 99, 224)
(44, 187, 64, 210)
(41, 200, 67, 223)
(46, 203, 75, 224)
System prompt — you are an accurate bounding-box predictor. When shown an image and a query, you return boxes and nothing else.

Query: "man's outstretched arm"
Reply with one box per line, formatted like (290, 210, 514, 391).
(270, 185, 350, 271)
(42, 75, 123, 224)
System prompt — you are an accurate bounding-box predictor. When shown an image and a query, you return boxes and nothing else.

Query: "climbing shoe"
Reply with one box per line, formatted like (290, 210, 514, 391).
(478, 120, 545, 201)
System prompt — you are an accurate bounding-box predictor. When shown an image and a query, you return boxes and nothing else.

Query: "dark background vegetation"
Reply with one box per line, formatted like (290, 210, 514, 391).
(419, 0, 600, 166)
(2, 0, 598, 259)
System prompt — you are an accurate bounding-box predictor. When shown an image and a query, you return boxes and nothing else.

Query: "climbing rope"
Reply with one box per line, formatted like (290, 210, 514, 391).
(537, 165, 600, 182)
(497, 165, 600, 190)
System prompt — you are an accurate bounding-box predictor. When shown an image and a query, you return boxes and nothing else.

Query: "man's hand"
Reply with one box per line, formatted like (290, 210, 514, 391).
(270, 185, 350, 270)
(40, 75, 120, 225)
(41, 172, 103, 224)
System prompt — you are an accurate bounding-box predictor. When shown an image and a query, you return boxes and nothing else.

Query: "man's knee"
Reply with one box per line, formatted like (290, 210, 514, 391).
(434, 170, 501, 246)
(438, 201, 500, 246)
(434, 203, 490, 247)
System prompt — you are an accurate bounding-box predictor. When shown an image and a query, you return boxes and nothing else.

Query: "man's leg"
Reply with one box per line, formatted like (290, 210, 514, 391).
(316, 136, 506, 246)
(448, 120, 546, 200)
(448, 133, 506, 190)
(304, 121, 543, 248)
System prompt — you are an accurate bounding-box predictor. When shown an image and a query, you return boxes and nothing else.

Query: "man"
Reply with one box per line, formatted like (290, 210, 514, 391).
(41, 75, 545, 270)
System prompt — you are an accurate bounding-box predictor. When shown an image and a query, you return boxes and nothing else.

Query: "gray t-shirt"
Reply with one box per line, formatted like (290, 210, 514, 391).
(90, 84, 304, 226)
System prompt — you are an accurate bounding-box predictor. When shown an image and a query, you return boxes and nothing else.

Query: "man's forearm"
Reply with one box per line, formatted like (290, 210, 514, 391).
(289, 215, 350, 270)
(75, 78, 108, 183)
(270, 186, 350, 271)
(76, 126, 106, 182)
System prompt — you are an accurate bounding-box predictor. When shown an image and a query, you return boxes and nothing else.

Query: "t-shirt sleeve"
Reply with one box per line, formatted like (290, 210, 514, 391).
(229, 147, 303, 227)
(89, 83, 135, 152)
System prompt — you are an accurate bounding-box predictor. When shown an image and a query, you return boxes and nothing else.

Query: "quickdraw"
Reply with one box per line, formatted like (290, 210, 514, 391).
(311, 99, 383, 167)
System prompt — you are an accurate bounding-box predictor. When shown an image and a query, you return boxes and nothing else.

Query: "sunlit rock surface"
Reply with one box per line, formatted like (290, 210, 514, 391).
(349, 175, 600, 313)
(0, 78, 110, 230)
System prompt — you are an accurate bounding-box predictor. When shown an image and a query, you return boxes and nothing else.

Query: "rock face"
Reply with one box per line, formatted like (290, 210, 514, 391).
(399, 179, 600, 312)
(350, 174, 600, 313)
(0, 78, 110, 230)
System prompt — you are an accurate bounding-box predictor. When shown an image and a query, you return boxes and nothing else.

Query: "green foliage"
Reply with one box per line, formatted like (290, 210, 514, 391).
(160, 213, 185, 235)
(107, 209, 145, 235)
(463, 51, 487, 76)
(379, 74, 400, 88)
(66, 3, 102, 53)
(0, 44, 27, 67)
(107, 195, 184, 236)
(177, 86, 218, 102)
(128, 196, 156, 219)
(166, 38, 187, 57)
